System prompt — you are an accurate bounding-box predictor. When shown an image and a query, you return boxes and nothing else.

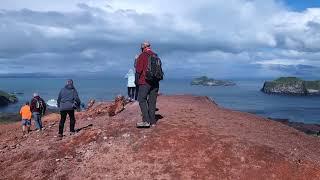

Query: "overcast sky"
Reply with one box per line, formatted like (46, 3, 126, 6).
(1, 0, 320, 78)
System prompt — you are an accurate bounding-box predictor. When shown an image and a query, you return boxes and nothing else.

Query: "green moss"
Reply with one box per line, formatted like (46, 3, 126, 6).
(274, 77, 303, 84)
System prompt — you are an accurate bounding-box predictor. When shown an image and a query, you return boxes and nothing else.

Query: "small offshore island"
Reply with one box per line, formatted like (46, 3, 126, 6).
(261, 77, 320, 96)
(191, 76, 236, 86)
(0, 90, 18, 107)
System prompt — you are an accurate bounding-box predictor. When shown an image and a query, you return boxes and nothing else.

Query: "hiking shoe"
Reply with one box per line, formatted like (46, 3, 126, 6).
(136, 121, 150, 128)
(57, 134, 63, 140)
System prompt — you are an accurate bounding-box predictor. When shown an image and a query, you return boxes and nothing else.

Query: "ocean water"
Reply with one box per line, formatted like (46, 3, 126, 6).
(0, 77, 320, 124)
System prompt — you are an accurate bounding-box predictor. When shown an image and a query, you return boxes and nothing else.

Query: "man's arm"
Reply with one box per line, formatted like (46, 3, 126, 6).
(57, 90, 62, 108)
(136, 53, 147, 74)
(30, 99, 35, 112)
(74, 89, 81, 105)
(41, 98, 47, 114)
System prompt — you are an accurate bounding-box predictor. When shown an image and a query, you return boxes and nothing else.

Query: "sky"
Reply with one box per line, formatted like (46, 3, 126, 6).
(1, 0, 320, 78)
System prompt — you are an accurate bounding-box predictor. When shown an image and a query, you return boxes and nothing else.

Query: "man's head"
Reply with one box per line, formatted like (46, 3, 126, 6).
(66, 79, 73, 85)
(141, 41, 151, 52)
(25, 101, 29, 105)
(33, 93, 39, 97)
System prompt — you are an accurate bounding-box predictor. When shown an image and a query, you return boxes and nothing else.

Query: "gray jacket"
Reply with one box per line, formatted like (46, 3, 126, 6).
(57, 84, 81, 111)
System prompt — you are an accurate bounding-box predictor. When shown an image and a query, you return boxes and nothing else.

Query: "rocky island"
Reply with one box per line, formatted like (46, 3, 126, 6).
(261, 77, 320, 96)
(191, 76, 236, 86)
(0, 90, 18, 107)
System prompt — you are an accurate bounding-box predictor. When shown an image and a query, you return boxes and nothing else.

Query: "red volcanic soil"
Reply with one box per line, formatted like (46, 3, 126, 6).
(0, 95, 320, 180)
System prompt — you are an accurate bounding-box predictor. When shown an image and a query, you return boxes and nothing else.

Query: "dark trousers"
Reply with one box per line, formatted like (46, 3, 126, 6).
(127, 87, 136, 99)
(138, 83, 159, 124)
(135, 85, 139, 100)
(59, 110, 76, 135)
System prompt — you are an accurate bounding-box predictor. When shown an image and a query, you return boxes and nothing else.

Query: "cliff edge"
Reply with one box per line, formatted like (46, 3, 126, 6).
(0, 95, 320, 179)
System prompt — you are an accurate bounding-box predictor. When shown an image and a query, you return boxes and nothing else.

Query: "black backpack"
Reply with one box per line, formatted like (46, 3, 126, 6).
(145, 54, 164, 82)
(34, 98, 45, 114)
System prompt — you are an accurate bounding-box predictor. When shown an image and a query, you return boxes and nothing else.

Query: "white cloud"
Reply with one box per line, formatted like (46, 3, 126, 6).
(0, 0, 320, 77)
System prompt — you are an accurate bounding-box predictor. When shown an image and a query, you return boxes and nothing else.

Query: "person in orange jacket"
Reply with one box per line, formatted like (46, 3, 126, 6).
(20, 102, 32, 135)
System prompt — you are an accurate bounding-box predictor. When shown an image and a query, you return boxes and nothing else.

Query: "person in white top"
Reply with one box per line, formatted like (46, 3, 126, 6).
(125, 68, 136, 101)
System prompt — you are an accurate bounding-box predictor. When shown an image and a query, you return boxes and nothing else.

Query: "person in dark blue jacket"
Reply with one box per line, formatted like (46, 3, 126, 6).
(57, 79, 81, 138)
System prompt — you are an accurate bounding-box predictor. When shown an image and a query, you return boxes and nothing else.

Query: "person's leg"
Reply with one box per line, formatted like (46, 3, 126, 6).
(33, 113, 41, 130)
(131, 87, 136, 100)
(38, 115, 43, 130)
(148, 85, 159, 125)
(138, 84, 151, 124)
(22, 124, 26, 134)
(59, 111, 68, 135)
(135, 85, 139, 100)
(68, 110, 76, 133)
(27, 124, 31, 133)
(127, 87, 131, 99)
(128, 87, 132, 100)
(132, 87, 135, 99)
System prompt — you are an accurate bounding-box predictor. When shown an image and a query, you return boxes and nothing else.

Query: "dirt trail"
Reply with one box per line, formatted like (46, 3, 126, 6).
(0, 95, 320, 180)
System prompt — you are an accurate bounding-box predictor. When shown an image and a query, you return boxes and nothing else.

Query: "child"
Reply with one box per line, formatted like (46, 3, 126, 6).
(20, 102, 32, 135)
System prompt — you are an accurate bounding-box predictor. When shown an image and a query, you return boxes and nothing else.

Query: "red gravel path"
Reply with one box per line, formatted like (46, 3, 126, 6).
(0, 95, 319, 179)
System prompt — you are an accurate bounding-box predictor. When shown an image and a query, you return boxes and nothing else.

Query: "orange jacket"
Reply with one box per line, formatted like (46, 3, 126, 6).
(20, 105, 32, 120)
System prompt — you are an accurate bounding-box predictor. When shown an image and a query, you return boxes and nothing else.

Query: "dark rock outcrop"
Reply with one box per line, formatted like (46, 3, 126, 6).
(269, 118, 320, 135)
(0, 90, 18, 107)
(191, 76, 236, 86)
(261, 77, 320, 95)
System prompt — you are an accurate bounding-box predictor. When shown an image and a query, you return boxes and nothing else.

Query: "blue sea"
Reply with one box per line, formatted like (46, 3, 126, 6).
(1, 77, 320, 124)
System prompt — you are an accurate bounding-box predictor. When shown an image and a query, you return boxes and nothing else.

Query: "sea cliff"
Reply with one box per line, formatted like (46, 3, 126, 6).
(261, 77, 320, 95)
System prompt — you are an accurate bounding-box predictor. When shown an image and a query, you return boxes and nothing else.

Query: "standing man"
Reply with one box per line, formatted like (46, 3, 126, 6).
(30, 93, 46, 131)
(136, 41, 164, 128)
(57, 79, 81, 138)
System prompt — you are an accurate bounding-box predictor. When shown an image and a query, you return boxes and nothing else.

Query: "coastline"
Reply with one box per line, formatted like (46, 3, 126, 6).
(269, 118, 320, 136)
(0, 109, 59, 124)
(1, 99, 319, 136)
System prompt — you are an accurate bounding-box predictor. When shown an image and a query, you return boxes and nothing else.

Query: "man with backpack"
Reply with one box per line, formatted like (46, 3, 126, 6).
(57, 79, 81, 139)
(136, 41, 164, 128)
(30, 93, 46, 131)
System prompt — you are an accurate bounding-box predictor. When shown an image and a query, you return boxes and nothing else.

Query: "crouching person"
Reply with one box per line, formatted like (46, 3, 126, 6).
(20, 102, 32, 135)
(57, 79, 81, 139)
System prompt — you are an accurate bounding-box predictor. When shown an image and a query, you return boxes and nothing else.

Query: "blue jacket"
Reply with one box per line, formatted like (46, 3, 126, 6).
(57, 84, 81, 111)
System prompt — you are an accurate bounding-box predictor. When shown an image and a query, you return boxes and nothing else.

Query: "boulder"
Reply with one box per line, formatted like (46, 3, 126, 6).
(0, 90, 18, 107)
(107, 95, 125, 116)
